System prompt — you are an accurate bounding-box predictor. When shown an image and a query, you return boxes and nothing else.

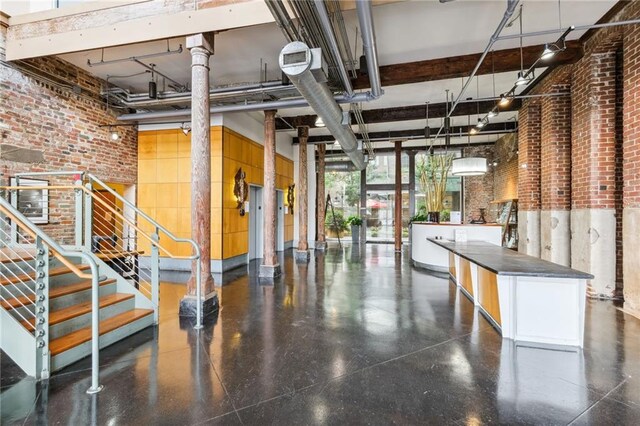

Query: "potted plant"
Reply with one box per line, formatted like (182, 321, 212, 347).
(417, 153, 453, 223)
(346, 215, 363, 244)
(325, 210, 349, 238)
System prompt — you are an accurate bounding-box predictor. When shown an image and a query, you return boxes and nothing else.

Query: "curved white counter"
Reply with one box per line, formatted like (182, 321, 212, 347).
(411, 223, 502, 272)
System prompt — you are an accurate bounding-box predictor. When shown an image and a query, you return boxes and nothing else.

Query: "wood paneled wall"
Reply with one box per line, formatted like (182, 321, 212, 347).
(137, 126, 293, 261)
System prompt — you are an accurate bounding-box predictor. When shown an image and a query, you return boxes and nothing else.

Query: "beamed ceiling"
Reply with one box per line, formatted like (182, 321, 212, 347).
(56, 0, 617, 147)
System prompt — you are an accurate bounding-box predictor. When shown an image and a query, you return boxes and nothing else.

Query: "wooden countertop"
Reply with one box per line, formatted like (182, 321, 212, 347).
(428, 239, 594, 279)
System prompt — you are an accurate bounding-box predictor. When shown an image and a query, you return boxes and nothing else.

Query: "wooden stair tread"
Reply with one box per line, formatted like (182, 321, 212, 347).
(1, 278, 116, 310)
(0, 264, 91, 286)
(50, 309, 154, 356)
(20, 292, 134, 328)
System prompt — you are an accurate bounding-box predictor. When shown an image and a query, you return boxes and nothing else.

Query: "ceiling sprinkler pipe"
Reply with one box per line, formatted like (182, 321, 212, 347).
(279, 41, 366, 170)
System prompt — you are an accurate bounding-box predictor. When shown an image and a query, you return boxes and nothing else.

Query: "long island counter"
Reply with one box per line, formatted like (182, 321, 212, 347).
(411, 223, 502, 272)
(429, 239, 593, 348)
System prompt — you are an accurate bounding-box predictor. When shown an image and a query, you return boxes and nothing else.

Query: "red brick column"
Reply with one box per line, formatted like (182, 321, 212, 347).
(623, 21, 640, 313)
(517, 101, 542, 256)
(540, 80, 572, 266)
(571, 49, 619, 298)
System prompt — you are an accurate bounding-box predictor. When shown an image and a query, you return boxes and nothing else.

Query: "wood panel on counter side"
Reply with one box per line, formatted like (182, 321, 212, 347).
(477, 266, 501, 325)
(459, 258, 473, 297)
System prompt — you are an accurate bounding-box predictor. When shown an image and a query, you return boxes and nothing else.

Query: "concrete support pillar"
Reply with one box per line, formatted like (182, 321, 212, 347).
(260, 110, 281, 279)
(623, 22, 640, 313)
(181, 33, 217, 316)
(540, 82, 572, 266)
(315, 144, 328, 251)
(394, 141, 402, 252)
(517, 101, 542, 257)
(571, 50, 619, 298)
(295, 126, 310, 263)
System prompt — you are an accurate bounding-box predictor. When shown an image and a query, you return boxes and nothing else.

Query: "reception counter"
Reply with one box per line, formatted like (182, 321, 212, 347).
(429, 239, 593, 347)
(411, 223, 502, 272)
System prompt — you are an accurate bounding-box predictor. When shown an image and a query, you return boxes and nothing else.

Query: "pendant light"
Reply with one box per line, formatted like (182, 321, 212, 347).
(315, 116, 325, 127)
(453, 79, 487, 176)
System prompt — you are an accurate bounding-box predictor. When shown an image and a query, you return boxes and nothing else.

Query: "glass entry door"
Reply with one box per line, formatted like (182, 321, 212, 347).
(365, 190, 409, 242)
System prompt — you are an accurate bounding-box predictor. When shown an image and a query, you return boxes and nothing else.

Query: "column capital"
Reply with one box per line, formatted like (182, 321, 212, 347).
(186, 33, 215, 54)
(297, 126, 309, 139)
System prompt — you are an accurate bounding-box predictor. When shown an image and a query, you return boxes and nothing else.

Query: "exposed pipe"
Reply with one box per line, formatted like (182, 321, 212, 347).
(116, 92, 374, 121)
(132, 59, 186, 91)
(87, 44, 183, 67)
(279, 41, 366, 170)
(356, 0, 382, 99)
(314, 0, 355, 97)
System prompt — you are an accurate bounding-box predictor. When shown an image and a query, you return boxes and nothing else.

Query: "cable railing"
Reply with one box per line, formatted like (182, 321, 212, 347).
(6, 171, 203, 329)
(0, 198, 102, 393)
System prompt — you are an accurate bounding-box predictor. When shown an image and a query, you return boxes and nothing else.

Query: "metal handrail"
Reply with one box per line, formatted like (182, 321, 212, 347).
(10, 171, 204, 329)
(0, 198, 103, 394)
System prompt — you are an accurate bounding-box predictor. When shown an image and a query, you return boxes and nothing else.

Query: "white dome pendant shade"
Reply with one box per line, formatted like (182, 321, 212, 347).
(451, 157, 488, 176)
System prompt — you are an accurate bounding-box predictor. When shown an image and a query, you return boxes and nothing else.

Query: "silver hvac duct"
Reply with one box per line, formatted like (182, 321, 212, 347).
(279, 41, 366, 170)
(356, 0, 382, 99)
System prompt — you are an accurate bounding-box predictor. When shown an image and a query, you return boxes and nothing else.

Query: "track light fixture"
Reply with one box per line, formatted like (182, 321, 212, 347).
(487, 109, 498, 118)
(515, 70, 534, 86)
(469, 128, 479, 135)
(541, 43, 558, 60)
(315, 116, 325, 127)
(499, 93, 513, 107)
(476, 117, 487, 128)
(180, 122, 191, 136)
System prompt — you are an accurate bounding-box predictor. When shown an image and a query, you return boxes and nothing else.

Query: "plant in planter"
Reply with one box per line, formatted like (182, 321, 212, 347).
(325, 210, 349, 238)
(417, 153, 453, 223)
(346, 215, 363, 244)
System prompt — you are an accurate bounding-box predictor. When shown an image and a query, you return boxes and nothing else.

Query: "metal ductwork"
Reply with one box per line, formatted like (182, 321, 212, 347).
(356, 0, 382, 99)
(280, 41, 366, 170)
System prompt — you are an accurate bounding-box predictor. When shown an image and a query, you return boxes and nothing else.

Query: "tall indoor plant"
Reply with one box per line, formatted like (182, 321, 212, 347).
(418, 153, 453, 223)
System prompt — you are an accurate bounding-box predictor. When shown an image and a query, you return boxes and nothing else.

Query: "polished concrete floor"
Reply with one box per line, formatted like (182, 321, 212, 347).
(1, 244, 640, 425)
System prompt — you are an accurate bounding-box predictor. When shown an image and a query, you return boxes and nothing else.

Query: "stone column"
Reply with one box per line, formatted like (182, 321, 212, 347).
(394, 141, 403, 252)
(517, 101, 542, 257)
(540, 80, 572, 266)
(181, 33, 217, 317)
(315, 144, 327, 251)
(295, 126, 310, 263)
(259, 110, 281, 279)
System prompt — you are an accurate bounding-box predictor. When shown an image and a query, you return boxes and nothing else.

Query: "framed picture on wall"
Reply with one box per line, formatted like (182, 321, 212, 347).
(10, 177, 49, 224)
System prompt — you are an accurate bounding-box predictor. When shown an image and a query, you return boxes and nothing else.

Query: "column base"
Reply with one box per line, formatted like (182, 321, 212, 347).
(315, 241, 328, 251)
(259, 263, 282, 280)
(295, 250, 310, 263)
(179, 291, 219, 318)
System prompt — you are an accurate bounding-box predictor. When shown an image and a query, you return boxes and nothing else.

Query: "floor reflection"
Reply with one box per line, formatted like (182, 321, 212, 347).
(1, 243, 639, 424)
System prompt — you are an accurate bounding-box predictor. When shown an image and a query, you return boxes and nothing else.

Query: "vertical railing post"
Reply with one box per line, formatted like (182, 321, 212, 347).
(34, 236, 50, 380)
(10, 177, 18, 246)
(86, 258, 103, 394)
(74, 179, 83, 249)
(151, 229, 160, 324)
(84, 183, 93, 252)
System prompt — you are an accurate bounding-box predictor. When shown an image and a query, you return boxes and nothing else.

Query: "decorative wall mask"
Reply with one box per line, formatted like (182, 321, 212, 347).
(234, 168, 249, 216)
(287, 184, 295, 214)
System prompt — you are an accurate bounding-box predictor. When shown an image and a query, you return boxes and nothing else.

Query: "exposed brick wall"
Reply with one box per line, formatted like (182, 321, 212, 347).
(540, 78, 572, 211)
(517, 101, 541, 211)
(623, 11, 640, 209)
(615, 48, 624, 295)
(493, 133, 518, 202)
(463, 145, 495, 223)
(0, 52, 137, 244)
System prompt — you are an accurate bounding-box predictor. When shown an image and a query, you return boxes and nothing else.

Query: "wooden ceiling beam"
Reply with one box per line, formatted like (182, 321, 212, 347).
(353, 41, 583, 89)
(293, 121, 518, 144)
(277, 98, 521, 130)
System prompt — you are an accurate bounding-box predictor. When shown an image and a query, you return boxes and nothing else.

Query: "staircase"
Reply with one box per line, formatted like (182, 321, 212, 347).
(1, 252, 153, 373)
(0, 171, 201, 391)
